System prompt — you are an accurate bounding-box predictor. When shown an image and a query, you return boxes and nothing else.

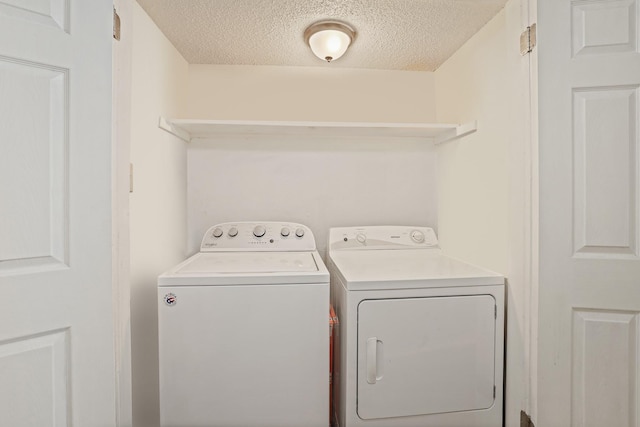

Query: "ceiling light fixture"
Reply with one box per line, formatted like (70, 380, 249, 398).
(304, 20, 356, 63)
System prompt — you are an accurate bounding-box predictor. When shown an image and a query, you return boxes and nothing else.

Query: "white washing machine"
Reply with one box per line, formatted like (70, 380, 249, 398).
(158, 222, 329, 427)
(327, 226, 504, 427)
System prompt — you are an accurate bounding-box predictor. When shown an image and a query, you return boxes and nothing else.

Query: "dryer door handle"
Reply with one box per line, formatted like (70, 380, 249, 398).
(366, 337, 384, 384)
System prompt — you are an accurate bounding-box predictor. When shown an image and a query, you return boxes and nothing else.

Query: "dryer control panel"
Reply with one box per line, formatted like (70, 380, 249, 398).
(329, 226, 439, 251)
(201, 222, 316, 252)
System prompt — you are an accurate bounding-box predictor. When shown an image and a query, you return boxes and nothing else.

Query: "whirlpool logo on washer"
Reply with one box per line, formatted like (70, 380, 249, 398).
(164, 293, 177, 306)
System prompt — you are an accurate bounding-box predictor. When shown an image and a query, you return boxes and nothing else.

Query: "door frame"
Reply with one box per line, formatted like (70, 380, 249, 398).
(112, 0, 133, 425)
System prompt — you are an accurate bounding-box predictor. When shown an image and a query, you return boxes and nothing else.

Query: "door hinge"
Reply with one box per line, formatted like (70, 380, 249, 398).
(495, 305, 497, 319)
(493, 385, 496, 399)
(520, 410, 535, 427)
(520, 23, 536, 55)
(113, 7, 121, 41)
(129, 163, 133, 193)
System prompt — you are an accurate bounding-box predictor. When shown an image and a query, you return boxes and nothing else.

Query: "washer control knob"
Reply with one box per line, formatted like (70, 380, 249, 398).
(295, 228, 305, 238)
(281, 227, 290, 237)
(356, 233, 367, 244)
(411, 230, 425, 243)
(212, 227, 223, 238)
(228, 227, 238, 237)
(253, 225, 266, 238)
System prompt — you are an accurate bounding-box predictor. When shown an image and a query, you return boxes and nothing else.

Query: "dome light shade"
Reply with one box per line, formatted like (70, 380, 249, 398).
(304, 21, 355, 63)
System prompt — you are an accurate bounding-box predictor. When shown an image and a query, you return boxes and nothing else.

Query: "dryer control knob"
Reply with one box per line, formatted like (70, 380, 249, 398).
(228, 227, 238, 237)
(295, 228, 305, 238)
(212, 227, 223, 238)
(253, 225, 266, 238)
(281, 227, 290, 237)
(411, 230, 425, 243)
(356, 233, 367, 244)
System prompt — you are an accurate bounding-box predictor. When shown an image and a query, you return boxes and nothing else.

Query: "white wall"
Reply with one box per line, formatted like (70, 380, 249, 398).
(129, 3, 188, 426)
(435, 14, 509, 273)
(435, 1, 531, 426)
(188, 136, 437, 256)
(185, 66, 438, 257)
(187, 65, 437, 122)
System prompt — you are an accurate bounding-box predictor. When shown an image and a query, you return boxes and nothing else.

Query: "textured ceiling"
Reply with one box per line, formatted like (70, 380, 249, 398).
(135, 0, 508, 71)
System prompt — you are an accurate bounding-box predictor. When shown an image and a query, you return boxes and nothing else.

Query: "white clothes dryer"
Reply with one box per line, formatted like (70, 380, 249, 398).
(327, 226, 504, 427)
(158, 222, 329, 427)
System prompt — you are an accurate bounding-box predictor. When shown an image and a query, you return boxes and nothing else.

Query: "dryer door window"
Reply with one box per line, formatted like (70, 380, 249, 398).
(357, 295, 496, 420)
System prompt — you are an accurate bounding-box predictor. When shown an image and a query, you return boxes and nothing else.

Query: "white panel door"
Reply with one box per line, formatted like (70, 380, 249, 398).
(357, 296, 496, 420)
(537, 0, 640, 425)
(0, 1, 116, 426)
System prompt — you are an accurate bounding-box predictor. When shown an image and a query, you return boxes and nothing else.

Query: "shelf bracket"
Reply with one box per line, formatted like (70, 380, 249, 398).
(433, 120, 477, 144)
(159, 116, 190, 142)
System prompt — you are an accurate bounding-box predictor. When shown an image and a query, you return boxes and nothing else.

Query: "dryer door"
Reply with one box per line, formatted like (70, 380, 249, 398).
(357, 295, 496, 420)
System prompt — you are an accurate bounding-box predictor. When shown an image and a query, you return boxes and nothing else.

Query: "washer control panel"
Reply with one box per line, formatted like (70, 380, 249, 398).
(201, 222, 316, 251)
(329, 226, 439, 250)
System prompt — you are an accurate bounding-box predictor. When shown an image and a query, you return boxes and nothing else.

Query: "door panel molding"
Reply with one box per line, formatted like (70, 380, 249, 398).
(0, 55, 69, 275)
(0, 0, 69, 32)
(571, 0, 637, 57)
(571, 309, 638, 427)
(0, 328, 70, 426)
(572, 85, 639, 259)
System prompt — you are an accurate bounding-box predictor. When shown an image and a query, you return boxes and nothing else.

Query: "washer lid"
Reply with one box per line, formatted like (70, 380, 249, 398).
(329, 250, 503, 290)
(180, 252, 319, 273)
(159, 251, 328, 286)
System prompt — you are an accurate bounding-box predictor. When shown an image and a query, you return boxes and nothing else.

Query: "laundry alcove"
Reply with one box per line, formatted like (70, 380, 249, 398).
(126, 2, 532, 427)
